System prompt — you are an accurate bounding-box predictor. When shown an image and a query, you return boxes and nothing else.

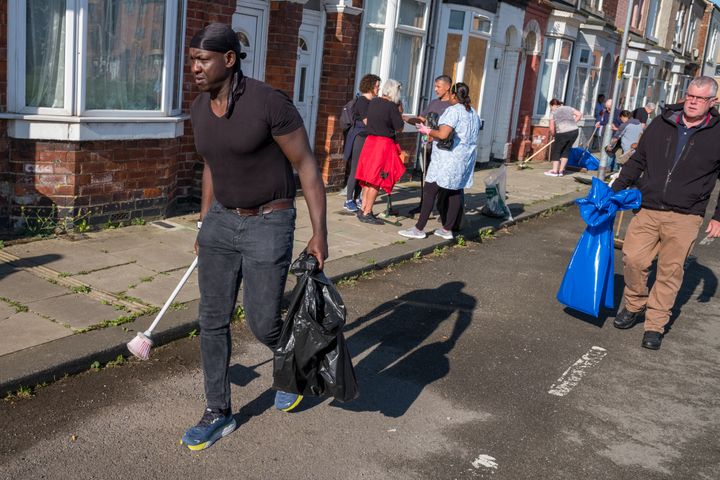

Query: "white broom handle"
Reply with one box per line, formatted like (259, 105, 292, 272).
(144, 257, 198, 335)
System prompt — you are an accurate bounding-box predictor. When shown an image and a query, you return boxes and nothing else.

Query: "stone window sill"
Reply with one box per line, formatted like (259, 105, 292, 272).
(0, 113, 188, 141)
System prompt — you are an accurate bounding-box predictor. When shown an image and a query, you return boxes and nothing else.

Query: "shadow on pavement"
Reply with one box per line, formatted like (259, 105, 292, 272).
(333, 281, 475, 417)
(561, 273, 625, 328)
(666, 256, 718, 334)
(0, 253, 63, 280)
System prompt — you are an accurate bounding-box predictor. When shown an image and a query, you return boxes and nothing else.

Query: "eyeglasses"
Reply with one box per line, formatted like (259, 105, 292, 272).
(685, 93, 715, 103)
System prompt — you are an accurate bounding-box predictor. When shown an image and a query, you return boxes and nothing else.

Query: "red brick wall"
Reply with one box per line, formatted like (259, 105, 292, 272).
(511, 1, 550, 162)
(265, 1, 303, 97)
(316, 11, 363, 186)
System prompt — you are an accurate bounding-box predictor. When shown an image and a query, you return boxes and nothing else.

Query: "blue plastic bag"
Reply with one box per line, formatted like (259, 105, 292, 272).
(557, 178, 641, 317)
(567, 148, 600, 170)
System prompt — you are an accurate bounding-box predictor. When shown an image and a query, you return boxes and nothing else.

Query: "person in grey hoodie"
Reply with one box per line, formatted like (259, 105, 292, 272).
(609, 110, 643, 165)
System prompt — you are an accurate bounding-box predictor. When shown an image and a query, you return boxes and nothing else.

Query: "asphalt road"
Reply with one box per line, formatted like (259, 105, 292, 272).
(1, 207, 718, 480)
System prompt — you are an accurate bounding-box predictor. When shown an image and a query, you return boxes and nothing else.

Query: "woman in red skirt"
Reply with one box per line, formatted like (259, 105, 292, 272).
(355, 79, 406, 225)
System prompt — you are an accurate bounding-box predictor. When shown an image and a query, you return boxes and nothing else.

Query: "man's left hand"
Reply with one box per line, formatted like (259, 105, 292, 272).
(706, 219, 720, 238)
(306, 234, 329, 270)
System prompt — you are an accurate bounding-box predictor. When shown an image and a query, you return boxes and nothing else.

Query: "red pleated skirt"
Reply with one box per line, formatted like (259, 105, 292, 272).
(355, 135, 405, 193)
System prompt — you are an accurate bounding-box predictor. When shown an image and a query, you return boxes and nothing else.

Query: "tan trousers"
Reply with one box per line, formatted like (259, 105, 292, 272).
(621, 209, 703, 332)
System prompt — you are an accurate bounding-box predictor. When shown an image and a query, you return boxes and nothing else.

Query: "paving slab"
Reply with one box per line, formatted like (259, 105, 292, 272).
(0, 301, 17, 321)
(125, 270, 200, 307)
(26, 294, 123, 330)
(75, 263, 161, 294)
(0, 269, 71, 304)
(0, 311, 73, 356)
(107, 242, 196, 273)
(5, 239, 127, 275)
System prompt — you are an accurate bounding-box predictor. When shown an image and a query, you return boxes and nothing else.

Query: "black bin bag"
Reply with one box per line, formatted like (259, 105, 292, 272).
(272, 252, 359, 402)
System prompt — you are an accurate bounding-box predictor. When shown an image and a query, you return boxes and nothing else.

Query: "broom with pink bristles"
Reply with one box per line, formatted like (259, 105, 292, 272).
(127, 257, 198, 360)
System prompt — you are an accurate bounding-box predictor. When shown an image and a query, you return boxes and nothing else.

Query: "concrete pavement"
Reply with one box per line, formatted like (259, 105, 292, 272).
(0, 163, 589, 395)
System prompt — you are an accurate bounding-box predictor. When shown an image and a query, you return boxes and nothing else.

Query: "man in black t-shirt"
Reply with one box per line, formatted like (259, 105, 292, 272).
(406, 75, 452, 215)
(181, 23, 328, 451)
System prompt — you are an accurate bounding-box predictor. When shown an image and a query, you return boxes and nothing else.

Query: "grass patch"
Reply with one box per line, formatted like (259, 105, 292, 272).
(169, 302, 187, 311)
(433, 246, 448, 256)
(540, 204, 569, 218)
(336, 276, 358, 287)
(478, 229, 496, 242)
(105, 355, 126, 368)
(140, 276, 154, 283)
(70, 285, 92, 294)
(455, 235, 467, 247)
(188, 329, 198, 339)
(0, 297, 29, 313)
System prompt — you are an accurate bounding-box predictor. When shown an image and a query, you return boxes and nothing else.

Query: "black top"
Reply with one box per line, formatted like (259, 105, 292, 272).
(632, 107, 649, 124)
(613, 104, 720, 221)
(354, 96, 371, 122)
(190, 78, 304, 209)
(421, 98, 451, 118)
(366, 97, 404, 138)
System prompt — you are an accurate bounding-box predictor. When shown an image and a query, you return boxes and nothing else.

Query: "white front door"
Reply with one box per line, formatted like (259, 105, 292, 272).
(490, 46, 520, 158)
(294, 11, 323, 147)
(232, 2, 268, 80)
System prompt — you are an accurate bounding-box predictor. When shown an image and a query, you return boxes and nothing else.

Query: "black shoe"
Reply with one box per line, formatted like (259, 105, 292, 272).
(357, 211, 383, 225)
(642, 331, 663, 350)
(613, 308, 644, 329)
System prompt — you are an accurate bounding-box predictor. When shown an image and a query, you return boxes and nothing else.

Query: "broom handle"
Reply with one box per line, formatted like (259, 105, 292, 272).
(522, 139, 555, 164)
(615, 210, 625, 238)
(144, 256, 198, 335)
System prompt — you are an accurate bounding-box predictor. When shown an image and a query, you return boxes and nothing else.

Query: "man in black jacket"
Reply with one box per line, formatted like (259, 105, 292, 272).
(611, 76, 720, 350)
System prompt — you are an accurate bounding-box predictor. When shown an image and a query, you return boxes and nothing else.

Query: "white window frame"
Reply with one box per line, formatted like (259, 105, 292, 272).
(673, 5, 686, 50)
(684, 15, 697, 56)
(533, 37, 573, 118)
(707, 25, 719, 66)
(584, 0, 603, 13)
(645, 0, 660, 42)
(356, 0, 429, 114)
(569, 47, 603, 116)
(4, 0, 187, 122)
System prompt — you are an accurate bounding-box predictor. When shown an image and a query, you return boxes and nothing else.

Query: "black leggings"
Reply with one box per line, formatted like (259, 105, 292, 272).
(346, 135, 366, 202)
(415, 182, 462, 231)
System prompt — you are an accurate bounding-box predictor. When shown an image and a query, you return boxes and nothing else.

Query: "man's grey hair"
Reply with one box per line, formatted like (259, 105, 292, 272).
(645, 103, 656, 111)
(688, 76, 718, 96)
(382, 79, 402, 104)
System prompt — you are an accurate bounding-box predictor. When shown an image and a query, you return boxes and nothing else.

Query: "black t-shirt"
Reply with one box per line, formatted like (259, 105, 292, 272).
(191, 78, 303, 209)
(632, 107, 648, 124)
(421, 98, 451, 118)
(354, 96, 370, 122)
(366, 97, 404, 138)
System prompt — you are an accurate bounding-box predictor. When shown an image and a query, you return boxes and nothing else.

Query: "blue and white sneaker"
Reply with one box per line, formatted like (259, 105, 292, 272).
(356, 198, 363, 209)
(343, 200, 359, 212)
(181, 408, 236, 451)
(275, 391, 303, 412)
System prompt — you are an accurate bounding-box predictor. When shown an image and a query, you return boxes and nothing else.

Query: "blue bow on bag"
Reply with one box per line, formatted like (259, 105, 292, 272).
(557, 178, 641, 317)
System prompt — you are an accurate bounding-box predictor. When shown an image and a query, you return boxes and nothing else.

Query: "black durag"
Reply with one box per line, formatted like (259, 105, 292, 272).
(189, 23, 247, 118)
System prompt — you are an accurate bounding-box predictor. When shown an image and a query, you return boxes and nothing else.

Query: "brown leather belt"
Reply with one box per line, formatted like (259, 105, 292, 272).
(228, 198, 295, 217)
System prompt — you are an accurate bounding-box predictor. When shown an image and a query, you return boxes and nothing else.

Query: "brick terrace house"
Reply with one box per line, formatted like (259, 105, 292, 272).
(0, 0, 716, 234)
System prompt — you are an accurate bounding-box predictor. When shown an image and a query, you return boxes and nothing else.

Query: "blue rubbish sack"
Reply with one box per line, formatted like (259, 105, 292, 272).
(556, 178, 641, 317)
(567, 148, 600, 170)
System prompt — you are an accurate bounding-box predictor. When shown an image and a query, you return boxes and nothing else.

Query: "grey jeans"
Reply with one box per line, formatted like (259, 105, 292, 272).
(197, 200, 295, 410)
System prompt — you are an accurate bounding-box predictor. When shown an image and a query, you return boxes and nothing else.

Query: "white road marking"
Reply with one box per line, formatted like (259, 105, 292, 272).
(548, 346, 608, 397)
(471, 454, 498, 470)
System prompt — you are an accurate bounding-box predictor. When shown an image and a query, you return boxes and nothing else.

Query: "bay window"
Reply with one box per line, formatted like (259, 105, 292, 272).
(534, 38, 573, 117)
(7, 0, 186, 139)
(357, 0, 429, 113)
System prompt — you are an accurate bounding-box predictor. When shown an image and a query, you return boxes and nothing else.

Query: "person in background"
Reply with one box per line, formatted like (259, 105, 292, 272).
(343, 74, 381, 212)
(607, 110, 643, 167)
(591, 94, 606, 150)
(354, 79, 406, 225)
(611, 76, 720, 350)
(631, 102, 656, 129)
(545, 99, 582, 177)
(595, 98, 622, 136)
(398, 82, 480, 240)
(407, 75, 453, 216)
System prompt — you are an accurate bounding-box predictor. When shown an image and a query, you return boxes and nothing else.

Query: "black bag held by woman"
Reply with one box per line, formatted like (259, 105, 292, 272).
(272, 252, 359, 402)
(426, 112, 455, 150)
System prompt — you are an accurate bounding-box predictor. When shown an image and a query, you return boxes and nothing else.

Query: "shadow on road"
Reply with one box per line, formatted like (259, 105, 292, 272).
(0, 253, 63, 280)
(561, 273, 625, 327)
(333, 281, 475, 417)
(666, 256, 718, 334)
